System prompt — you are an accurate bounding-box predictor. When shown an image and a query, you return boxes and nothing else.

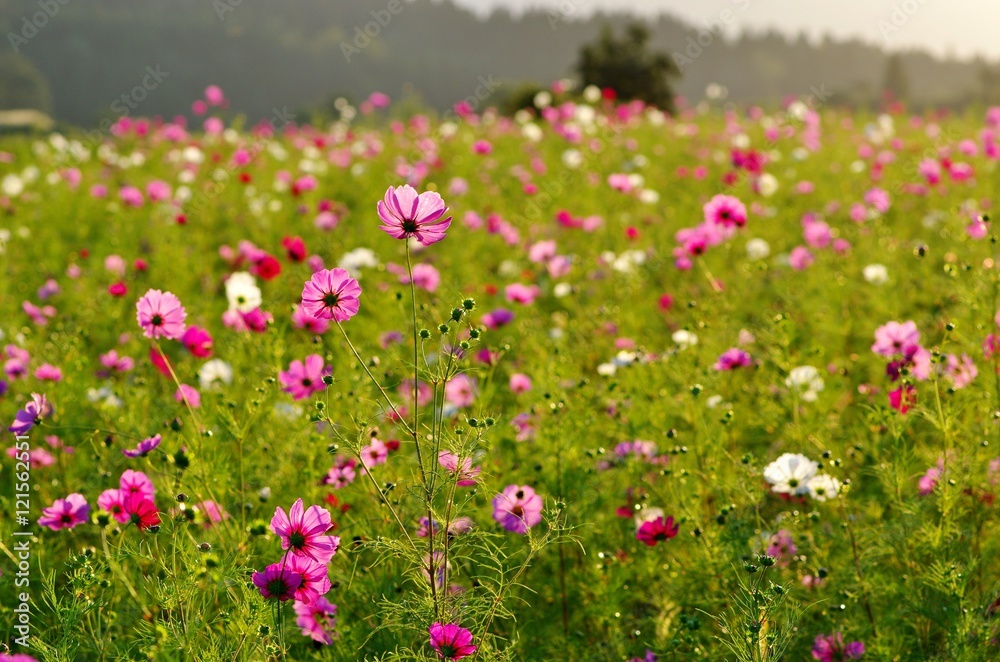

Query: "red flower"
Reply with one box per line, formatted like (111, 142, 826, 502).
(124, 492, 160, 531)
(255, 255, 282, 281)
(636, 515, 679, 547)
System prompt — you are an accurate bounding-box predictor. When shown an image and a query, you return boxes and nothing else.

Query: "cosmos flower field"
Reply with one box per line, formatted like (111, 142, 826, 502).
(3, 85, 1000, 661)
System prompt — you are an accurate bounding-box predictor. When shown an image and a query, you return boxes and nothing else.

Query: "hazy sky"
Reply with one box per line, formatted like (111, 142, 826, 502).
(453, 0, 1000, 60)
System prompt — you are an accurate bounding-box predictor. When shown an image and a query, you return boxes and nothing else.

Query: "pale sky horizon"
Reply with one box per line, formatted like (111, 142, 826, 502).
(451, 0, 1000, 61)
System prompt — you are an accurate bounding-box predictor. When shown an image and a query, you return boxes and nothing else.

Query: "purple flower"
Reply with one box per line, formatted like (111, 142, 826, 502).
(812, 632, 865, 661)
(428, 622, 477, 660)
(122, 434, 162, 458)
(8, 393, 50, 434)
(492, 484, 543, 534)
(713, 348, 752, 371)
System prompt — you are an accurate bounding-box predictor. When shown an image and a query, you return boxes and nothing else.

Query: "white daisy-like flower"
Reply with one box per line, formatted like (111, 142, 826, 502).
(199, 359, 234, 390)
(763, 453, 818, 496)
(862, 263, 889, 285)
(785, 366, 825, 402)
(338, 247, 379, 277)
(746, 238, 770, 261)
(672, 330, 698, 349)
(806, 474, 841, 501)
(225, 271, 261, 312)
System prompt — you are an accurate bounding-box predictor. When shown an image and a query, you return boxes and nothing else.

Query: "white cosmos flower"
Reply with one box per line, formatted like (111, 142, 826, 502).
(225, 271, 261, 312)
(746, 238, 770, 260)
(338, 247, 379, 277)
(807, 474, 841, 501)
(596, 362, 617, 377)
(672, 330, 698, 349)
(199, 359, 233, 390)
(757, 173, 779, 197)
(863, 264, 889, 285)
(763, 453, 818, 496)
(785, 366, 825, 402)
(634, 507, 664, 529)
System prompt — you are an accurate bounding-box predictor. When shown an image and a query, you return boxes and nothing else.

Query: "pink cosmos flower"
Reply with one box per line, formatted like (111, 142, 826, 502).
(6, 446, 55, 468)
(324, 461, 357, 489)
(481, 308, 514, 330)
(378, 185, 452, 246)
(360, 438, 389, 471)
(300, 268, 362, 322)
(946, 353, 977, 389)
(270, 498, 340, 564)
(181, 326, 213, 358)
(195, 500, 229, 528)
(404, 263, 441, 292)
(445, 374, 477, 408)
(714, 348, 752, 371)
(279, 355, 330, 401)
(38, 493, 89, 530)
(788, 246, 814, 270)
(766, 529, 797, 565)
(122, 434, 161, 458)
(812, 632, 865, 661)
(492, 484, 543, 534)
(100, 350, 134, 373)
(252, 563, 302, 601)
(438, 451, 481, 486)
(98, 488, 129, 523)
(286, 553, 332, 604)
(528, 240, 558, 263)
(509, 373, 532, 394)
(120, 469, 155, 501)
(291, 305, 330, 334)
(505, 283, 541, 305)
(33, 364, 62, 381)
(918, 461, 943, 495)
(174, 384, 201, 408)
(428, 623, 477, 660)
(703, 194, 748, 228)
(294, 596, 338, 645)
(136, 289, 187, 340)
(872, 321, 920, 357)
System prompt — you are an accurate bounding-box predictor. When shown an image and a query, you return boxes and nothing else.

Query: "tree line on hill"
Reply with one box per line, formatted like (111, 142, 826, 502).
(1, 0, 999, 127)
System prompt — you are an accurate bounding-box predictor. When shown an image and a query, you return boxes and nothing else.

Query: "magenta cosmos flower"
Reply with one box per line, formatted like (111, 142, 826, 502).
(294, 596, 338, 645)
(428, 623, 477, 660)
(377, 184, 452, 246)
(136, 289, 187, 340)
(703, 194, 747, 229)
(38, 493, 89, 530)
(811, 632, 865, 661)
(636, 515, 679, 547)
(492, 484, 543, 534)
(279, 354, 330, 401)
(286, 553, 332, 604)
(270, 498, 340, 564)
(714, 348, 752, 371)
(8, 392, 50, 434)
(252, 562, 302, 601)
(300, 268, 361, 322)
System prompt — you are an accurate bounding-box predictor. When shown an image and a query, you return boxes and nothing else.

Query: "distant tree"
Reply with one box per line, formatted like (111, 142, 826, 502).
(576, 23, 680, 113)
(881, 53, 910, 102)
(0, 54, 52, 113)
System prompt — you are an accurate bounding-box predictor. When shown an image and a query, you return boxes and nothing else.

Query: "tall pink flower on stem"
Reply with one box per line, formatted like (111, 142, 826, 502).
(377, 185, 452, 246)
(294, 596, 338, 645)
(279, 354, 330, 400)
(300, 268, 361, 322)
(252, 563, 302, 601)
(438, 451, 481, 486)
(492, 484, 543, 534)
(270, 498, 340, 563)
(136, 289, 187, 340)
(428, 623, 477, 660)
(38, 493, 89, 530)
